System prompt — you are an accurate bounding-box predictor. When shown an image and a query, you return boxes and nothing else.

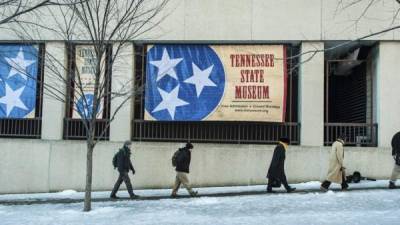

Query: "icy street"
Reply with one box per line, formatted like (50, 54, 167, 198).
(1, 182, 400, 225)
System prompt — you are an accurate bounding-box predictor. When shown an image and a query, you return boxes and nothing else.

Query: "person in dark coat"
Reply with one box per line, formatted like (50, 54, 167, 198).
(171, 142, 198, 197)
(110, 141, 138, 199)
(267, 137, 296, 193)
(389, 131, 400, 188)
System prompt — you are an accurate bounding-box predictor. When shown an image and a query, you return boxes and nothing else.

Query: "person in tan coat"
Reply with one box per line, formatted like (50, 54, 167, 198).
(320, 135, 349, 191)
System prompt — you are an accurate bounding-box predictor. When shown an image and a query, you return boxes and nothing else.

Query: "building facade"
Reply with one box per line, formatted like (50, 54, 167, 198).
(0, 0, 399, 193)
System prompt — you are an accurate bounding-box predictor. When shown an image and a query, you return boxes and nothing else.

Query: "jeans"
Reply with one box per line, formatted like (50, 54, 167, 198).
(111, 172, 134, 196)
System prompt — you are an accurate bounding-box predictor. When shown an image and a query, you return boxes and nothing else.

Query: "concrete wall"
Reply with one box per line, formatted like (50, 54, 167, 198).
(376, 42, 400, 147)
(299, 42, 325, 146)
(0, 0, 399, 41)
(109, 43, 134, 142)
(41, 42, 67, 140)
(0, 140, 393, 194)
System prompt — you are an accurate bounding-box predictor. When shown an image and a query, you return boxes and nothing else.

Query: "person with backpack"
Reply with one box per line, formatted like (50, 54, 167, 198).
(110, 141, 138, 199)
(266, 137, 296, 193)
(171, 142, 198, 198)
(389, 131, 400, 189)
(320, 134, 349, 192)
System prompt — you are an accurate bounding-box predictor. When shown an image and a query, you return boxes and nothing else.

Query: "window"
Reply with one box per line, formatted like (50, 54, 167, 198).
(63, 44, 112, 140)
(324, 42, 378, 146)
(0, 43, 45, 138)
(132, 44, 300, 144)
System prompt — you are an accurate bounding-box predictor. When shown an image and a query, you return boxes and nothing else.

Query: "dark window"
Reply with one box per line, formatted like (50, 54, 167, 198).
(324, 43, 378, 146)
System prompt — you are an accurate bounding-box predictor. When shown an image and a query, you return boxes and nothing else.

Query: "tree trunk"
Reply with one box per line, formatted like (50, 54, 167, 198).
(83, 141, 94, 212)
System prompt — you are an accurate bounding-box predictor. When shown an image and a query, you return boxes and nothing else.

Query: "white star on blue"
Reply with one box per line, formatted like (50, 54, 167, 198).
(145, 45, 225, 121)
(76, 94, 100, 119)
(0, 45, 38, 118)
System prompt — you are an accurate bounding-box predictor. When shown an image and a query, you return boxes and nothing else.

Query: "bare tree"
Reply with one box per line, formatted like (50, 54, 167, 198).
(0, 0, 83, 25)
(7, 0, 170, 211)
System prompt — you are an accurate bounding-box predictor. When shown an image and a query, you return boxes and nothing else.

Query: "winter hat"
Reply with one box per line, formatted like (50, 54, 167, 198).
(337, 133, 346, 142)
(185, 142, 193, 149)
(279, 137, 290, 144)
(124, 140, 132, 147)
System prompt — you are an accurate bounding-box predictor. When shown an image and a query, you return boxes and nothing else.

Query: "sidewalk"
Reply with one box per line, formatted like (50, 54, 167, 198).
(0, 180, 393, 206)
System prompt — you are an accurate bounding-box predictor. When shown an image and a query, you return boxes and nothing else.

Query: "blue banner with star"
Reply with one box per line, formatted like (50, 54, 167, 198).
(0, 45, 38, 118)
(145, 45, 225, 121)
(145, 44, 287, 122)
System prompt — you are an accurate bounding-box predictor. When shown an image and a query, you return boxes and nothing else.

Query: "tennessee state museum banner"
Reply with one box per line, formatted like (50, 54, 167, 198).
(145, 45, 287, 122)
(73, 45, 105, 119)
(0, 44, 39, 118)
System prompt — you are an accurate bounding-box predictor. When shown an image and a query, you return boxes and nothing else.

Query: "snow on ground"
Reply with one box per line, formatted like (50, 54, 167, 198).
(1, 180, 400, 225)
(0, 180, 395, 201)
(1, 189, 400, 225)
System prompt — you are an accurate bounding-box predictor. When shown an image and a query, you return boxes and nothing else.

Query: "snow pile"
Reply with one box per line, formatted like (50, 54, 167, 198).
(0, 179, 396, 202)
(56, 190, 78, 196)
(1, 189, 400, 225)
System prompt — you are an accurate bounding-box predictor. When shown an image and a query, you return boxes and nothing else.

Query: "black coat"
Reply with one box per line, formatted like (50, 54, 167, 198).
(175, 147, 191, 173)
(267, 143, 287, 181)
(392, 131, 400, 156)
(117, 147, 135, 174)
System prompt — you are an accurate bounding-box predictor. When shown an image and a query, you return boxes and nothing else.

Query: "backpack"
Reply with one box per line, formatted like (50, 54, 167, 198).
(171, 149, 181, 167)
(112, 151, 120, 169)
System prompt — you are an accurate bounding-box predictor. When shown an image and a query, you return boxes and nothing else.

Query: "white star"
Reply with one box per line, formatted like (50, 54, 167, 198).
(0, 84, 28, 116)
(184, 63, 216, 97)
(149, 48, 183, 81)
(152, 85, 189, 119)
(5, 47, 35, 80)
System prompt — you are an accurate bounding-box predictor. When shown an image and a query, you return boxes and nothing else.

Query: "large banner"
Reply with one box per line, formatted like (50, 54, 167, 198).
(73, 45, 105, 119)
(145, 45, 287, 122)
(0, 44, 38, 118)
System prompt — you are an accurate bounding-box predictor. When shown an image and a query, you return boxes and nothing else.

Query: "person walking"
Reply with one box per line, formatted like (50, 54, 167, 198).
(110, 141, 138, 199)
(389, 131, 400, 189)
(321, 135, 349, 191)
(171, 142, 198, 197)
(266, 137, 296, 193)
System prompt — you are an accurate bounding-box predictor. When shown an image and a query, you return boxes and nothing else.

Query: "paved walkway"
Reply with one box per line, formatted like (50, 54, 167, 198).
(0, 186, 393, 206)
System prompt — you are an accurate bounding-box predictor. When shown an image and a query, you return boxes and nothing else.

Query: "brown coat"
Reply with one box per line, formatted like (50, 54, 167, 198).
(326, 140, 345, 184)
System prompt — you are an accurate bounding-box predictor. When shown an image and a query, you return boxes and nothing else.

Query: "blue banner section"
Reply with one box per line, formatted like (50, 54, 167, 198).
(0, 45, 38, 118)
(145, 45, 225, 121)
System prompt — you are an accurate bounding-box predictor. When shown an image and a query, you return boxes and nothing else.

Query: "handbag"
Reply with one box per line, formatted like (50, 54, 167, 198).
(270, 178, 282, 188)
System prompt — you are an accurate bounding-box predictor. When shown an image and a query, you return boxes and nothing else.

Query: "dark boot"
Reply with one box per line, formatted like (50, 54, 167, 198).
(266, 185, 276, 193)
(189, 191, 198, 197)
(110, 194, 119, 199)
(129, 193, 139, 199)
(171, 193, 178, 198)
(285, 186, 296, 193)
(282, 180, 296, 193)
(341, 182, 349, 191)
(389, 181, 397, 189)
(320, 181, 331, 192)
